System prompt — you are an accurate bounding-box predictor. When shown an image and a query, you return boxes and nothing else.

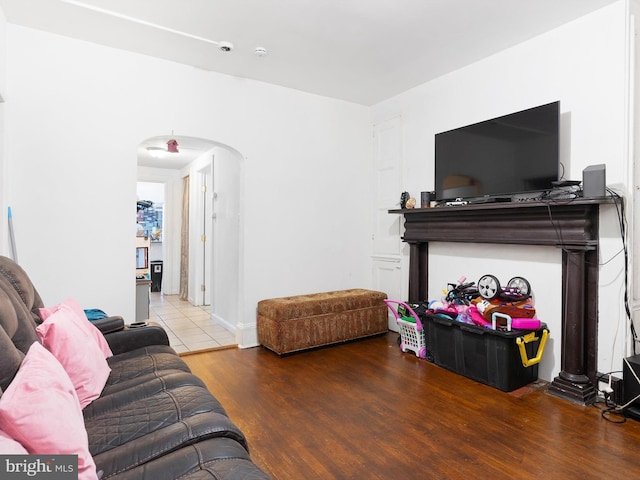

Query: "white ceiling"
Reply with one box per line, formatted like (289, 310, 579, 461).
(0, 0, 619, 106)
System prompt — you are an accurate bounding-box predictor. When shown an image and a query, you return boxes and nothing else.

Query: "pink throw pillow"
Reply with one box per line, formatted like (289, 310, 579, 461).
(0, 429, 28, 453)
(0, 342, 98, 480)
(36, 305, 111, 409)
(39, 298, 112, 358)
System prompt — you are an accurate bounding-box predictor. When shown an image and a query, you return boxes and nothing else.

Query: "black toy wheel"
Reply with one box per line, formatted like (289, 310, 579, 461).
(478, 274, 501, 300)
(507, 276, 531, 297)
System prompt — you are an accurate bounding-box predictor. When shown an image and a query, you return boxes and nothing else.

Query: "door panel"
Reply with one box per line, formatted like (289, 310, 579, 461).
(372, 116, 403, 314)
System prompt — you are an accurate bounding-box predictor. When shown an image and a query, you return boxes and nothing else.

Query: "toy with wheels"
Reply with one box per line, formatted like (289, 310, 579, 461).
(384, 299, 428, 359)
(444, 276, 480, 305)
(477, 274, 531, 301)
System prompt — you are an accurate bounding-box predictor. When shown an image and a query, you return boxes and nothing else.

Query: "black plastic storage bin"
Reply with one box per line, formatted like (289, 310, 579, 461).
(422, 313, 548, 392)
(150, 260, 163, 292)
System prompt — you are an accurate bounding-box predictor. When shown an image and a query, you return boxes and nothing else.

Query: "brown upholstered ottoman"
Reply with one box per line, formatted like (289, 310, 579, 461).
(257, 289, 388, 355)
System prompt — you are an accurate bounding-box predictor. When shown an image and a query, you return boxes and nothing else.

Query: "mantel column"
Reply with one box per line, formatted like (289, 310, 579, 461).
(547, 246, 597, 405)
(408, 241, 428, 303)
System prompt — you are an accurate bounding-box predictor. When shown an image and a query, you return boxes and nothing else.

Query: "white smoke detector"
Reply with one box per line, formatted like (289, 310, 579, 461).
(254, 47, 267, 57)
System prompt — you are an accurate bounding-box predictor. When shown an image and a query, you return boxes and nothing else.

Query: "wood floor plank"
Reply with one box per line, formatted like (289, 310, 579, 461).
(183, 333, 640, 480)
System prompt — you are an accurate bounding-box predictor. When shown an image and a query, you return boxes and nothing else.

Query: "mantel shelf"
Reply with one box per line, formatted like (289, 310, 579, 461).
(389, 196, 612, 214)
(389, 197, 613, 247)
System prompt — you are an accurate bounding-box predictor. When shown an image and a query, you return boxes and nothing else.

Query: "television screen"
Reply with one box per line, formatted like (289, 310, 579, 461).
(434, 101, 560, 202)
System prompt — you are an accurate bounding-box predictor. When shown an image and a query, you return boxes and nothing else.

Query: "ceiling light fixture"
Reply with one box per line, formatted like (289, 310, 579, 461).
(145, 147, 165, 159)
(145, 137, 179, 158)
(60, 0, 233, 50)
(167, 139, 179, 153)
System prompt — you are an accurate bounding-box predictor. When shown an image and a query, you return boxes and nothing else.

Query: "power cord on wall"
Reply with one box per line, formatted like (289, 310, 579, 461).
(592, 370, 626, 423)
(593, 357, 640, 424)
(606, 187, 637, 355)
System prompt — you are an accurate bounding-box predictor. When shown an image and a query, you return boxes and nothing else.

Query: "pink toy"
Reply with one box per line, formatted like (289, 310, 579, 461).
(468, 306, 541, 331)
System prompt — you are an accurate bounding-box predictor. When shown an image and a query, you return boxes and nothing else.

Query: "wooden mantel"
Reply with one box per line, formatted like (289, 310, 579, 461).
(390, 197, 615, 405)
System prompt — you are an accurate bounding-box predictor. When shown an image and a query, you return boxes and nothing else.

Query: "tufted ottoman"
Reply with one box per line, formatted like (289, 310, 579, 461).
(257, 289, 388, 355)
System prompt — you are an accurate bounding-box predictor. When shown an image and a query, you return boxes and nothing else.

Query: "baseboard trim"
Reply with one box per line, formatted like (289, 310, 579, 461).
(210, 313, 258, 349)
(236, 321, 259, 349)
(212, 313, 235, 333)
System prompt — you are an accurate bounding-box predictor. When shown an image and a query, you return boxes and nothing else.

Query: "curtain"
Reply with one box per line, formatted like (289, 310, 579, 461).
(179, 175, 190, 301)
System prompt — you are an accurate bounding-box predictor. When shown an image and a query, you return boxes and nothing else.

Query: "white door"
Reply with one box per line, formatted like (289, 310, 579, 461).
(197, 164, 213, 306)
(372, 116, 404, 329)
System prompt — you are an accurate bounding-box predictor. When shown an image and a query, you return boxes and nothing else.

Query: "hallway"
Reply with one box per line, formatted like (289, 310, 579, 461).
(149, 292, 236, 354)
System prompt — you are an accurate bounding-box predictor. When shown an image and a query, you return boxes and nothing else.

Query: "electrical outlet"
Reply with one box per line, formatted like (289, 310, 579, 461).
(597, 373, 623, 404)
(599, 381, 613, 394)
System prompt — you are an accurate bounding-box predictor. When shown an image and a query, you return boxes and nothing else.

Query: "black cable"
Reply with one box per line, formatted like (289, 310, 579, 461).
(606, 188, 636, 355)
(592, 370, 627, 423)
(592, 400, 627, 423)
(539, 191, 582, 251)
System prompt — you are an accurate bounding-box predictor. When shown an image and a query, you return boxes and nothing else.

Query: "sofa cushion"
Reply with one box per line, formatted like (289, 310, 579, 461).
(0, 429, 28, 454)
(0, 256, 45, 327)
(99, 437, 268, 480)
(0, 279, 40, 355)
(39, 298, 113, 358)
(99, 369, 204, 397)
(0, 325, 24, 392)
(36, 305, 111, 409)
(84, 385, 237, 455)
(92, 414, 250, 478)
(0, 342, 98, 480)
(105, 345, 191, 385)
(84, 371, 211, 418)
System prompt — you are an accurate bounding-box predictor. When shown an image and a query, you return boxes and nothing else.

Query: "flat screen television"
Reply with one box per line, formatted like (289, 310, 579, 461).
(434, 101, 560, 202)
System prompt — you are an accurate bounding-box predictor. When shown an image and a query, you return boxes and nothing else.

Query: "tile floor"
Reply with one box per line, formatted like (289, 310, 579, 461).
(148, 292, 236, 354)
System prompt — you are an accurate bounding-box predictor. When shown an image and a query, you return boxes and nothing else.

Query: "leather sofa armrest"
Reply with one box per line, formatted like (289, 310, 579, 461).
(104, 323, 170, 356)
(91, 316, 125, 334)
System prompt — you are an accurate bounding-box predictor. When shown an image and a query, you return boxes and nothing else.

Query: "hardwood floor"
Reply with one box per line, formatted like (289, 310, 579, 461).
(182, 333, 640, 480)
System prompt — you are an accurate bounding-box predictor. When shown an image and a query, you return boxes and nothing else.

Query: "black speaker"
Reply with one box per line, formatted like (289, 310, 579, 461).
(623, 354, 640, 420)
(582, 164, 606, 198)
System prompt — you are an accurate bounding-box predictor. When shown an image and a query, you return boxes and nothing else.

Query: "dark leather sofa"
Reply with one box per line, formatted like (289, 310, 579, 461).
(0, 256, 271, 480)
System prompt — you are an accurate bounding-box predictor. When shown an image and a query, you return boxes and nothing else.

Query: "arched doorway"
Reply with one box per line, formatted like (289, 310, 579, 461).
(137, 135, 243, 353)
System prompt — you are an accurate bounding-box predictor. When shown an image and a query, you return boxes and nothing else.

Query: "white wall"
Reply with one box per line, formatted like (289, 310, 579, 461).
(0, 8, 7, 256)
(137, 181, 164, 205)
(4, 25, 372, 343)
(371, 1, 631, 381)
(211, 146, 242, 333)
